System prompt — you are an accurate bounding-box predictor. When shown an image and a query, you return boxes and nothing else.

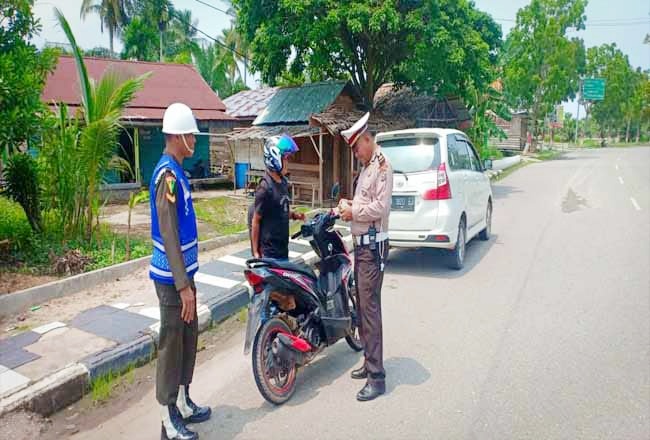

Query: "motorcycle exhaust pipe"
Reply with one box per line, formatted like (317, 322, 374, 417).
(272, 333, 312, 366)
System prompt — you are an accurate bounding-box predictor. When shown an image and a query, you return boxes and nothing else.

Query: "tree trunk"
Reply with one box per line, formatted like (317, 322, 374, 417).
(637, 121, 641, 143)
(626, 119, 631, 143)
(109, 27, 114, 56)
(159, 31, 163, 62)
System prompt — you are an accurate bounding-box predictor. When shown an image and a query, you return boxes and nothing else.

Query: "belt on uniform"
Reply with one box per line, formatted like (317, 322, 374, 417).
(354, 232, 389, 246)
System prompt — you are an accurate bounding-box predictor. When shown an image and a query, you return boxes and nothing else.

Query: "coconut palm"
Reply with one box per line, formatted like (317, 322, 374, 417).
(56, 8, 149, 239)
(80, 0, 130, 55)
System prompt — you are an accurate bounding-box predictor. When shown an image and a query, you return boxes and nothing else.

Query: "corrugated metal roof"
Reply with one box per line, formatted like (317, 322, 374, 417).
(253, 81, 348, 126)
(229, 124, 321, 141)
(223, 87, 278, 119)
(42, 55, 233, 121)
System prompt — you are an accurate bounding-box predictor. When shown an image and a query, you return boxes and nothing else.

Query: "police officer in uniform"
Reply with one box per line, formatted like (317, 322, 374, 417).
(339, 112, 393, 402)
(150, 103, 211, 440)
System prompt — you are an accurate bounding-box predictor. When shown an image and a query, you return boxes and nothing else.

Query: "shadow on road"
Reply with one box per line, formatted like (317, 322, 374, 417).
(197, 343, 361, 440)
(491, 185, 523, 200)
(197, 404, 267, 440)
(386, 234, 498, 280)
(385, 356, 431, 394)
(288, 342, 362, 406)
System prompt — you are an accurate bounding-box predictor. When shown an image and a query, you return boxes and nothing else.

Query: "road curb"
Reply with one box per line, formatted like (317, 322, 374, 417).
(0, 232, 249, 319)
(0, 232, 351, 419)
(0, 364, 89, 417)
(80, 334, 156, 382)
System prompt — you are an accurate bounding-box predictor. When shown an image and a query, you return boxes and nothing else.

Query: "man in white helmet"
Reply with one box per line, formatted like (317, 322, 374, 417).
(150, 103, 211, 440)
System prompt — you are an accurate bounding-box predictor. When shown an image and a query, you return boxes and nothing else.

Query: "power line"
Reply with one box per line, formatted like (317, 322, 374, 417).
(192, 0, 236, 18)
(170, 9, 245, 59)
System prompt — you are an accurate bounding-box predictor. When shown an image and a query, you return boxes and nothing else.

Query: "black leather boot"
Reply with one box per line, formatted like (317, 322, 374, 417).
(350, 365, 368, 380)
(356, 381, 386, 402)
(160, 404, 199, 440)
(177, 385, 212, 424)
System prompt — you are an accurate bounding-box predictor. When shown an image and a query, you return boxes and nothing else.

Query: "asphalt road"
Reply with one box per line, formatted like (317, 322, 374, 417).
(76, 147, 650, 440)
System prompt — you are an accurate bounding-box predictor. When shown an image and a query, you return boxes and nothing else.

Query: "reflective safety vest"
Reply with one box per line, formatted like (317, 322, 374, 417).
(149, 154, 199, 284)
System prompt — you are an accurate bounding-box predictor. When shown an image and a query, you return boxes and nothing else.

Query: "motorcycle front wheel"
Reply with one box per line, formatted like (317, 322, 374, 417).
(252, 317, 297, 405)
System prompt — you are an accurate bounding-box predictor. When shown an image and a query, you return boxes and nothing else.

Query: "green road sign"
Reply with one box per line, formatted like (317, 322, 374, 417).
(582, 78, 606, 101)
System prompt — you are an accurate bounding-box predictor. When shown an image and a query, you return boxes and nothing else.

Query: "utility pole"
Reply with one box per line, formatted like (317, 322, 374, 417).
(575, 78, 582, 146)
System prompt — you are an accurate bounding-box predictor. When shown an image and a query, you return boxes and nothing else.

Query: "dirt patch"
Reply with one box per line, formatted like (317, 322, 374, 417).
(0, 313, 247, 440)
(0, 272, 58, 296)
(0, 411, 51, 440)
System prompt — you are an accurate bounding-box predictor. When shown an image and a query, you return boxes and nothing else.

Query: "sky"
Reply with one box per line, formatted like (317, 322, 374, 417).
(32, 0, 650, 114)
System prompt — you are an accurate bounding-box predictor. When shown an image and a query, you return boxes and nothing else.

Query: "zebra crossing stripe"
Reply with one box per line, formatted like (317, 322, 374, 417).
(194, 272, 241, 289)
(291, 238, 312, 247)
(218, 255, 248, 267)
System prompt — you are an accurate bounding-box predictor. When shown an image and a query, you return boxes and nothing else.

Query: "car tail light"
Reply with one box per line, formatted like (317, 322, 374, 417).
(422, 163, 452, 200)
(244, 270, 265, 293)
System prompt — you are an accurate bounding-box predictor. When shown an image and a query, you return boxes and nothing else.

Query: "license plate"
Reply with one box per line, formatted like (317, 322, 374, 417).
(392, 195, 415, 211)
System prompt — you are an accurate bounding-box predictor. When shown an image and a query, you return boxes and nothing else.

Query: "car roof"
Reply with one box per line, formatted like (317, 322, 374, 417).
(375, 127, 466, 141)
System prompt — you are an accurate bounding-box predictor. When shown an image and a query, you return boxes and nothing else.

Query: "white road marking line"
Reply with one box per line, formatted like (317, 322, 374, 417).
(618, 176, 624, 185)
(32, 322, 66, 335)
(290, 238, 312, 247)
(138, 307, 161, 321)
(194, 272, 240, 289)
(288, 251, 302, 258)
(110, 302, 130, 310)
(218, 255, 247, 267)
(615, 164, 619, 170)
(301, 251, 318, 262)
(630, 197, 641, 211)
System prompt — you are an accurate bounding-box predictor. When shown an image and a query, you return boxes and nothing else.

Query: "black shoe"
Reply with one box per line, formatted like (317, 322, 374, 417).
(161, 405, 199, 440)
(350, 366, 368, 380)
(356, 381, 386, 402)
(178, 385, 212, 424)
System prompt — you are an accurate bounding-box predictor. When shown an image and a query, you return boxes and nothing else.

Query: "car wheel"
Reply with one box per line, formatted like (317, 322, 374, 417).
(448, 217, 466, 270)
(479, 201, 492, 241)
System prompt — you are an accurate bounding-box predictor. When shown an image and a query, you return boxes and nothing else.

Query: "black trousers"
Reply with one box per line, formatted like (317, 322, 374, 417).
(154, 281, 198, 405)
(353, 240, 389, 383)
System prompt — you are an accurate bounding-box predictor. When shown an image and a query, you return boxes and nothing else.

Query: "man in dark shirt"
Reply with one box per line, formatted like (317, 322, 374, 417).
(250, 135, 304, 260)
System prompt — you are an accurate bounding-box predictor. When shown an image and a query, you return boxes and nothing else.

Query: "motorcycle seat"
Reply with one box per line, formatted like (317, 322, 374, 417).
(257, 258, 317, 280)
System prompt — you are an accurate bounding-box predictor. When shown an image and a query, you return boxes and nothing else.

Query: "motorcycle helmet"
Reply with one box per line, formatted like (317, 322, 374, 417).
(263, 135, 299, 173)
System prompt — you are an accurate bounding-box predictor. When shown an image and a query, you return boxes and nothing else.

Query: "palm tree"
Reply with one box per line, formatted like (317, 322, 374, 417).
(220, 26, 250, 84)
(166, 9, 200, 63)
(80, 0, 130, 55)
(56, 8, 149, 239)
(145, 0, 173, 62)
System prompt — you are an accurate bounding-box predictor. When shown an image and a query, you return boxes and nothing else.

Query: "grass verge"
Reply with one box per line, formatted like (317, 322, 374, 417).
(194, 196, 247, 236)
(492, 161, 531, 182)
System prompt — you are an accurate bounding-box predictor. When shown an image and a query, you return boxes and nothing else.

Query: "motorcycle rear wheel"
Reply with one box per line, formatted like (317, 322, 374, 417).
(252, 318, 297, 405)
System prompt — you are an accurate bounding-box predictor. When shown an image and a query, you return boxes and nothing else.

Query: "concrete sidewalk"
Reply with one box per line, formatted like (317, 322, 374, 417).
(0, 225, 353, 417)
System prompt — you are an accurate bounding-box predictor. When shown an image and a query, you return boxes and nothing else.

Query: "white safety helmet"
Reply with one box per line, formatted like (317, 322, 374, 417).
(162, 103, 199, 135)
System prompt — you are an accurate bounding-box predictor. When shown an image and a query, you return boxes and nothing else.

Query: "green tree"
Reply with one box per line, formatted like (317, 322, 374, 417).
(193, 43, 247, 98)
(165, 9, 199, 64)
(234, 0, 424, 108)
(0, 0, 58, 157)
(80, 0, 131, 55)
(502, 0, 586, 151)
(121, 15, 160, 61)
(465, 85, 510, 153)
(396, 0, 502, 103)
(56, 8, 148, 239)
(2, 152, 42, 232)
(585, 44, 636, 140)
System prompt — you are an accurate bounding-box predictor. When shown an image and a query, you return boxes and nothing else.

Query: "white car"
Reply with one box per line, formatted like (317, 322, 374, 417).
(376, 128, 493, 270)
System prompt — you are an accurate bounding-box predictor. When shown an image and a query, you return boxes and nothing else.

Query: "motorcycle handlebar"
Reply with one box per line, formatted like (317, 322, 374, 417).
(291, 230, 302, 240)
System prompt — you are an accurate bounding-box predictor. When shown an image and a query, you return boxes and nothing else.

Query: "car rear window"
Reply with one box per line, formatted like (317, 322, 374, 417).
(378, 137, 440, 173)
